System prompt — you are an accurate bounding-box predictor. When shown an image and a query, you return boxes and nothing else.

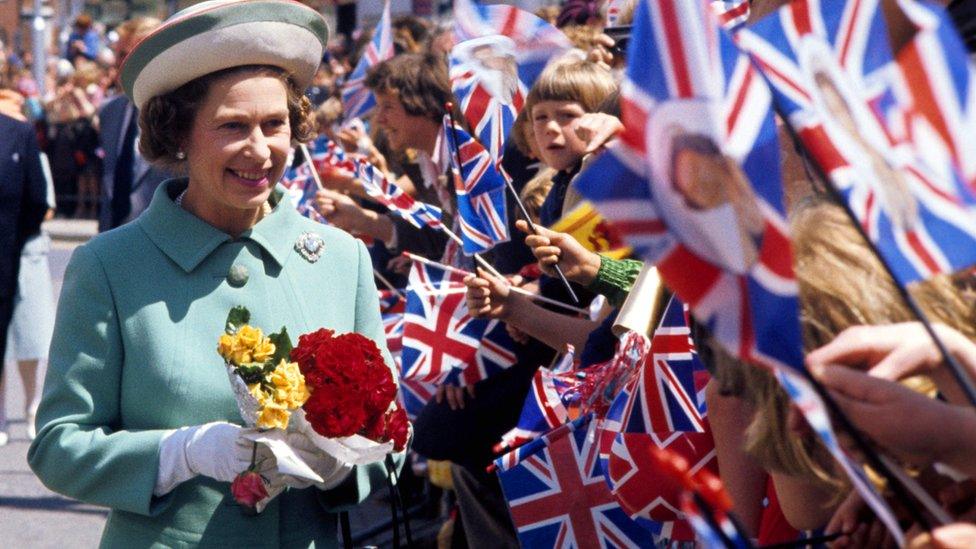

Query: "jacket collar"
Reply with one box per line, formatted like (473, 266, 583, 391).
(139, 178, 301, 273)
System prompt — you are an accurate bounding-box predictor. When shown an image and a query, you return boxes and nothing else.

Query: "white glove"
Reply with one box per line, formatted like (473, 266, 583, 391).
(278, 430, 354, 491)
(155, 421, 266, 496)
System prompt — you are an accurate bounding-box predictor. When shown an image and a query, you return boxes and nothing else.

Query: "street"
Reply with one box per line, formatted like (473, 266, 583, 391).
(0, 242, 106, 547)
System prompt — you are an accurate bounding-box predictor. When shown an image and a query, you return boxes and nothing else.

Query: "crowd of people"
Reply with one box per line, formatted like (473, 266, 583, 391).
(3, 0, 976, 547)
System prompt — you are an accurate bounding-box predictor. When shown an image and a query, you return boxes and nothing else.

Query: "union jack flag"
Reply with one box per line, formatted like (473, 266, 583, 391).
(280, 161, 326, 223)
(891, 1, 976, 188)
(710, 0, 750, 32)
(443, 117, 510, 254)
(401, 260, 516, 390)
(620, 297, 707, 435)
(341, 0, 394, 120)
(356, 158, 444, 230)
(498, 357, 580, 451)
(495, 415, 655, 549)
(599, 298, 717, 527)
(452, 0, 571, 164)
(574, 0, 805, 372)
(307, 136, 357, 174)
(737, 0, 976, 285)
(378, 289, 405, 359)
(449, 37, 525, 167)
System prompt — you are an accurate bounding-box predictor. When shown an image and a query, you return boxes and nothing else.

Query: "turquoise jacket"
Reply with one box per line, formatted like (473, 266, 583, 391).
(29, 179, 401, 548)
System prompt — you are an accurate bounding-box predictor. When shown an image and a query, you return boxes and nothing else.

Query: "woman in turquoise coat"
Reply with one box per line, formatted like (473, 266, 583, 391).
(28, 1, 402, 546)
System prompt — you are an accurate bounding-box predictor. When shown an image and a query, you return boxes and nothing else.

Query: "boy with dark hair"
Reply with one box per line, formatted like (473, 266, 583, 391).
(315, 53, 455, 260)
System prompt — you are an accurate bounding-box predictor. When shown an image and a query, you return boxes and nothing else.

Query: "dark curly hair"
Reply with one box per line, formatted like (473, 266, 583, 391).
(364, 53, 453, 123)
(139, 64, 315, 166)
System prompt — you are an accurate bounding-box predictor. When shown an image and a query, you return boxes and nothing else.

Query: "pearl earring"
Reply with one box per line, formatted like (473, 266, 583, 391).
(175, 150, 186, 160)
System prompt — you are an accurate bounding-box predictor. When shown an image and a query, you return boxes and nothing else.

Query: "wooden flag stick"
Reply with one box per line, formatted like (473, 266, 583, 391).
(373, 268, 404, 298)
(403, 252, 589, 316)
(299, 143, 324, 191)
(444, 102, 581, 304)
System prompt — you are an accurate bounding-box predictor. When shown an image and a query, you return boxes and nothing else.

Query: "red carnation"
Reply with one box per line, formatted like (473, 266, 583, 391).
(291, 327, 411, 450)
(362, 411, 387, 441)
(384, 405, 410, 453)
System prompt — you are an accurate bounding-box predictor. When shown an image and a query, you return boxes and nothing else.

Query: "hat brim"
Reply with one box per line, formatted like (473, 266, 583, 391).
(121, 0, 328, 109)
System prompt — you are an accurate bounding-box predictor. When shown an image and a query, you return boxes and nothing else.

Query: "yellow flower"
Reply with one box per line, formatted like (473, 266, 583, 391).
(269, 360, 310, 409)
(217, 333, 237, 362)
(244, 361, 308, 430)
(255, 401, 291, 430)
(236, 325, 262, 349)
(217, 325, 276, 365)
(252, 339, 275, 364)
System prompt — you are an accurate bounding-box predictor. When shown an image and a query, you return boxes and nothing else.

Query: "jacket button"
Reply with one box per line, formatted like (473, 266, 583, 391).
(228, 264, 249, 287)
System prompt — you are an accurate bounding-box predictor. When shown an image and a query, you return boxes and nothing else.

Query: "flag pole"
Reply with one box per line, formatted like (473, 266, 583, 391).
(300, 143, 406, 298)
(776, 118, 944, 529)
(403, 252, 590, 316)
(444, 102, 581, 304)
(299, 143, 324, 191)
(689, 492, 753, 549)
(780, 122, 976, 406)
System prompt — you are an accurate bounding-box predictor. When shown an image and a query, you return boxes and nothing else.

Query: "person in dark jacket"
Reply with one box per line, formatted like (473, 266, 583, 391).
(0, 113, 48, 377)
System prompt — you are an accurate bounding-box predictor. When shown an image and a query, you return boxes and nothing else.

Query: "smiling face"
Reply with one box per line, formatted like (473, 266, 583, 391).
(531, 100, 588, 172)
(181, 71, 291, 232)
(373, 90, 439, 154)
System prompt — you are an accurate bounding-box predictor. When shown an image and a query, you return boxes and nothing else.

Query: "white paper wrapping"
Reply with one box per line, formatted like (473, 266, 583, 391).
(290, 409, 395, 465)
(226, 363, 261, 427)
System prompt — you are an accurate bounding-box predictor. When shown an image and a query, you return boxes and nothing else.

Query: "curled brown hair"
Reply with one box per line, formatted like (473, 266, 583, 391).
(139, 65, 315, 167)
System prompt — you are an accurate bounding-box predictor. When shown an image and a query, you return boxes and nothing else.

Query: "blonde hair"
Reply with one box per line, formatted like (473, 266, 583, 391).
(561, 24, 607, 52)
(526, 57, 616, 115)
(614, 1, 637, 25)
(519, 167, 556, 223)
(511, 96, 536, 158)
(734, 199, 975, 492)
(116, 16, 161, 43)
(792, 199, 976, 347)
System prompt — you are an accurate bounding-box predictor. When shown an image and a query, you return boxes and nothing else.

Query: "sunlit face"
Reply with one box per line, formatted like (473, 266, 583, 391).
(183, 72, 291, 222)
(531, 100, 587, 171)
(373, 90, 434, 152)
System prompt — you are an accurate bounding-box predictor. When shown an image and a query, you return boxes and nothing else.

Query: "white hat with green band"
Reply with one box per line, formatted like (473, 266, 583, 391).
(120, 0, 329, 109)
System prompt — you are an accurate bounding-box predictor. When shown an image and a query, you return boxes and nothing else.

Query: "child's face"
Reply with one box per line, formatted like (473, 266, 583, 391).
(531, 100, 587, 171)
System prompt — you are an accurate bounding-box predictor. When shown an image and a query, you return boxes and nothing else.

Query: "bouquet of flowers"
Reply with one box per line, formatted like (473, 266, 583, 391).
(218, 307, 309, 430)
(217, 307, 410, 512)
(289, 328, 410, 463)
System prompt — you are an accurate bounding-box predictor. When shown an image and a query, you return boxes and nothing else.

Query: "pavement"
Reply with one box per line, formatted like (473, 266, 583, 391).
(0, 219, 442, 548)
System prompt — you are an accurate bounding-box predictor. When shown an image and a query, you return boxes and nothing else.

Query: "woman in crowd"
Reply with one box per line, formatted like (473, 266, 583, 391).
(29, 2, 399, 546)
